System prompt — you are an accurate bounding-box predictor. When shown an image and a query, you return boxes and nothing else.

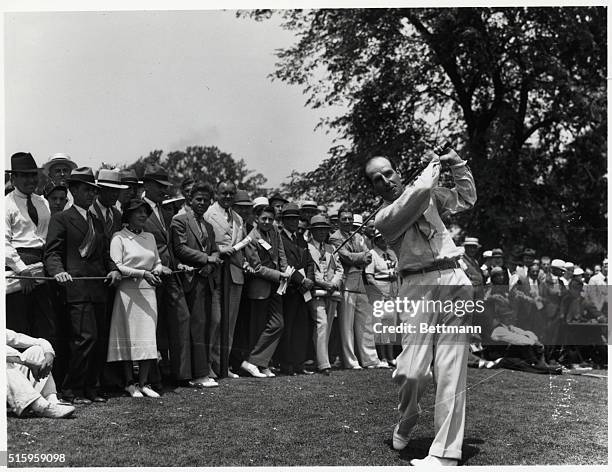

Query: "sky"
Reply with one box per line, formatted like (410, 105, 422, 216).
(4, 9, 344, 188)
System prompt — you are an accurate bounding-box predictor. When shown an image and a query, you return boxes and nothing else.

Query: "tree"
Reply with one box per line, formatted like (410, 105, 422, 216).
(127, 146, 267, 193)
(245, 7, 606, 263)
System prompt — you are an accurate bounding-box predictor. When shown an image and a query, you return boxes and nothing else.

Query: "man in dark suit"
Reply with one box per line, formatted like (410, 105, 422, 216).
(241, 205, 288, 378)
(278, 203, 316, 375)
(170, 182, 222, 388)
(142, 164, 192, 386)
(44, 167, 121, 404)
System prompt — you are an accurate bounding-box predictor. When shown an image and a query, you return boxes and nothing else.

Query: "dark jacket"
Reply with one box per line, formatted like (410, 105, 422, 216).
(44, 206, 116, 303)
(280, 229, 315, 294)
(244, 226, 287, 300)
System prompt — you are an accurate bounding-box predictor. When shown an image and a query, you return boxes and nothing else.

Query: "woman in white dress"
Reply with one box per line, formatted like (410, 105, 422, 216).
(365, 230, 399, 366)
(107, 199, 162, 398)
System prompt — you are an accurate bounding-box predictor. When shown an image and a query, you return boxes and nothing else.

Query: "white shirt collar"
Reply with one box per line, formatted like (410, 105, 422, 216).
(73, 204, 88, 220)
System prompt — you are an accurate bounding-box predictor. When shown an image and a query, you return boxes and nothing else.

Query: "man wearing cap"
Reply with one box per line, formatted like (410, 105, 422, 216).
(561, 262, 575, 288)
(269, 192, 288, 219)
(365, 148, 476, 467)
(117, 169, 139, 211)
(44, 167, 121, 404)
(462, 237, 485, 300)
(43, 153, 78, 210)
(6, 153, 58, 350)
(516, 248, 537, 279)
(308, 215, 343, 375)
(204, 181, 246, 378)
(300, 200, 319, 241)
(329, 205, 382, 370)
(278, 202, 316, 375)
(141, 163, 192, 386)
(480, 250, 493, 281)
(233, 189, 255, 233)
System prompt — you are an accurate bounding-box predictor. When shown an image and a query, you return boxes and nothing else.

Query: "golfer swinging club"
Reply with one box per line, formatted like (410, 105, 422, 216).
(364, 147, 476, 467)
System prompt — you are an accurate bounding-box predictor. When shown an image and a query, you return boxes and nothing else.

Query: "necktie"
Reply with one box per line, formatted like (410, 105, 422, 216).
(78, 211, 96, 259)
(26, 194, 38, 226)
(104, 206, 113, 234)
(157, 205, 166, 231)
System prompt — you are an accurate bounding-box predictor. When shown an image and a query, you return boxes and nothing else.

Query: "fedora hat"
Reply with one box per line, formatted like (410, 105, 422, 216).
(491, 248, 504, 257)
(97, 168, 129, 189)
(162, 195, 185, 206)
(120, 169, 139, 185)
(482, 250, 493, 258)
(353, 214, 364, 226)
(10, 152, 40, 174)
(551, 259, 566, 270)
(43, 181, 68, 197)
(522, 247, 536, 257)
(234, 189, 253, 206)
(281, 202, 300, 217)
(462, 237, 481, 247)
(67, 167, 99, 188)
(300, 200, 318, 211)
(43, 153, 78, 175)
(253, 196, 269, 209)
(310, 214, 331, 228)
(143, 164, 171, 186)
(269, 192, 288, 204)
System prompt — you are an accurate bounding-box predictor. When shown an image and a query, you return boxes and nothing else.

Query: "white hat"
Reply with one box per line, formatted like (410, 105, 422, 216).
(43, 152, 78, 175)
(564, 261, 575, 270)
(253, 196, 269, 209)
(300, 200, 318, 210)
(96, 168, 129, 189)
(573, 267, 584, 276)
(353, 214, 364, 226)
(551, 259, 566, 270)
(462, 237, 481, 247)
(482, 250, 493, 258)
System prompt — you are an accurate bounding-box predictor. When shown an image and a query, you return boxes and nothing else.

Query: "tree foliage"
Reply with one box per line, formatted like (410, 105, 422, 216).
(246, 7, 606, 262)
(126, 146, 267, 193)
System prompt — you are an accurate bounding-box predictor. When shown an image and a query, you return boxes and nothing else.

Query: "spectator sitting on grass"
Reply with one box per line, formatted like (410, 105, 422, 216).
(6, 329, 75, 418)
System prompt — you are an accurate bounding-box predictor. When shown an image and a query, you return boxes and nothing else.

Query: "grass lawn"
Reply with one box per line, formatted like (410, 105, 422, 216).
(7, 367, 607, 467)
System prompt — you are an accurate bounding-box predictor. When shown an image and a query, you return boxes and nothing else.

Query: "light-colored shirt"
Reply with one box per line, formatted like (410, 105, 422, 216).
(5, 189, 51, 272)
(366, 246, 398, 279)
(374, 156, 476, 272)
(490, 324, 538, 346)
(308, 241, 343, 286)
(586, 272, 608, 311)
(6, 328, 55, 360)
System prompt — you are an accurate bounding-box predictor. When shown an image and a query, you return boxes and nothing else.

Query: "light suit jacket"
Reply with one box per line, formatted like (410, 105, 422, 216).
(308, 241, 344, 288)
(204, 201, 245, 285)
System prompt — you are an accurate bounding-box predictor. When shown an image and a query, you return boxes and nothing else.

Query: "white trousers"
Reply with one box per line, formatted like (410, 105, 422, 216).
(339, 291, 380, 368)
(6, 346, 54, 416)
(311, 297, 338, 370)
(394, 268, 472, 460)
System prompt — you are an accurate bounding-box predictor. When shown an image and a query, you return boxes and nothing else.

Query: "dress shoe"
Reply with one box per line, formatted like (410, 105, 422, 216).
(125, 384, 144, 398)
(35, 402, 76, 419)
(189, 378, 219, 388)
(140, 384, 161, 398)
(319, 368, 332, 376)
(409, 455, 458, 466)
(295, 368, 315, 375)
(241, 361, 267, 378)
(87, 395, 107, 403)
(227, 370, 240, 379)
(72, 396, 92, 405)
(260, 367, 276, 378)
(392, 424, 410, 451)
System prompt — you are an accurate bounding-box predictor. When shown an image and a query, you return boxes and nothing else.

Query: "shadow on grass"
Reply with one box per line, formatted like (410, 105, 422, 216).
(385, 436, 483, 464)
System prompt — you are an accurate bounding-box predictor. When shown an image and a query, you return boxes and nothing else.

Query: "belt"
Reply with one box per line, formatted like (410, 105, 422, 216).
(400, 258, 461, 277)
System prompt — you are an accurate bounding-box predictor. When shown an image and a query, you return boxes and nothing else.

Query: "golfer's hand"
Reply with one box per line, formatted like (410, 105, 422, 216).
(438, 149, 464, 166)
(54, 272, 73, 284)
(18, 268, 36, 294)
